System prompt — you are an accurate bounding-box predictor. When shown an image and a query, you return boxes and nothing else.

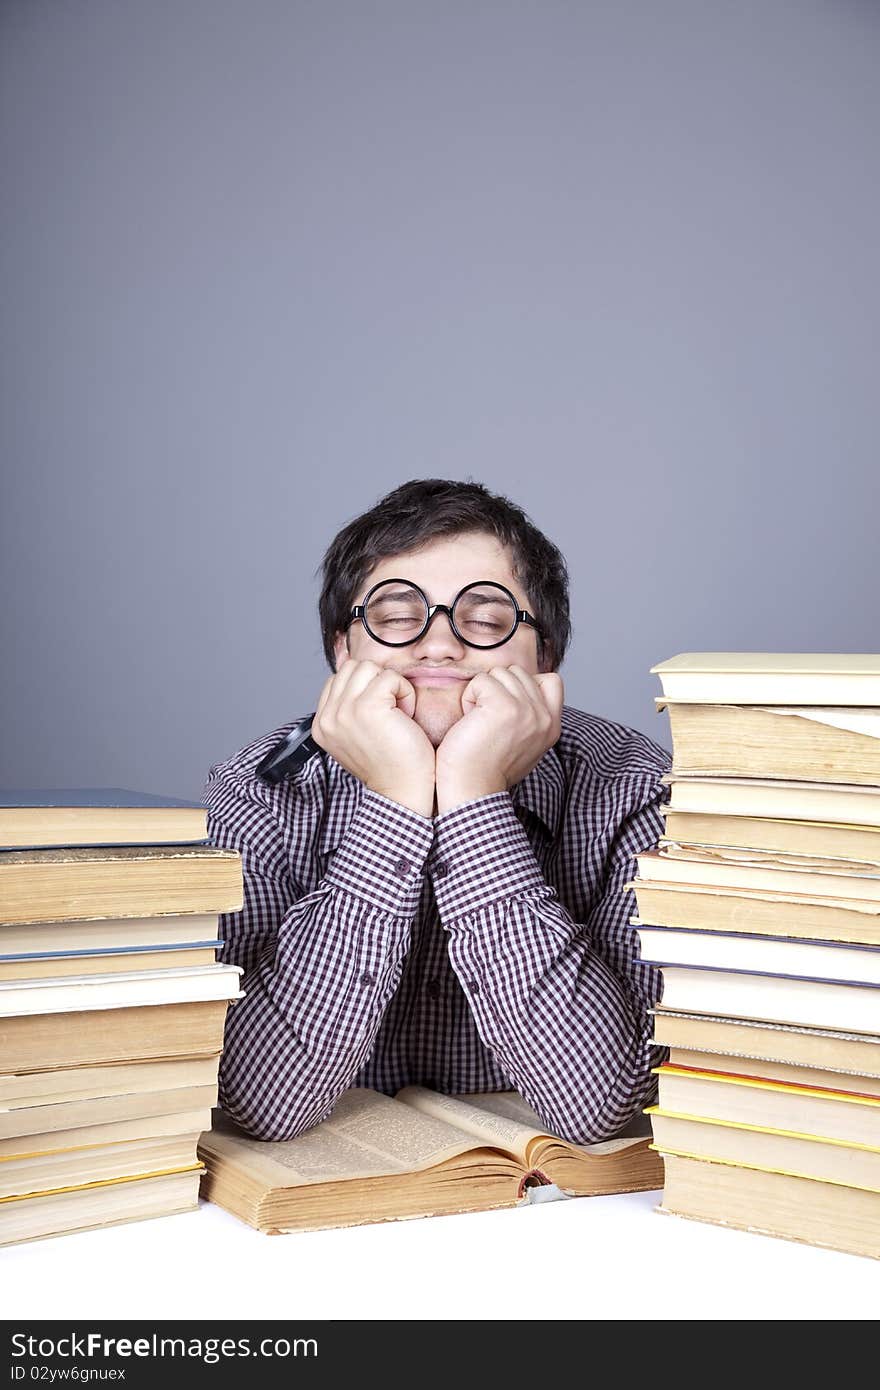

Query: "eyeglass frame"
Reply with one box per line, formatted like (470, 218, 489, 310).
(347, 577, 542, 651)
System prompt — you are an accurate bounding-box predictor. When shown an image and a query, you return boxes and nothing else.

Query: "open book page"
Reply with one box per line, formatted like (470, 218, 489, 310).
(396, 1086, 546, 1166)
(457, 1089, 653, 1155)
(201, 1088, 507, 1188)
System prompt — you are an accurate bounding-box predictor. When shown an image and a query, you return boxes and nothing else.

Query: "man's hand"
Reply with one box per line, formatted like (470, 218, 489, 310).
(311, 660, 436, 817)
(435, 666, 564, 813)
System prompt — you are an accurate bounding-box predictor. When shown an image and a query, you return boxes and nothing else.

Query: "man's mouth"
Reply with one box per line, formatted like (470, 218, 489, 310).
(404, 667, 471, 689)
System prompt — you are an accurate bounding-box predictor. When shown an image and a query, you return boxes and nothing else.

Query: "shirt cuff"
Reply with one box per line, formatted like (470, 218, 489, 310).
(430, 792, 547, 921)
(323, 789, 434, 917)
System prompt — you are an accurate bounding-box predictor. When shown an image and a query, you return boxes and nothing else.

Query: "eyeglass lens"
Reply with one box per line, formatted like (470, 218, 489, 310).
(363, 582, 518, 647)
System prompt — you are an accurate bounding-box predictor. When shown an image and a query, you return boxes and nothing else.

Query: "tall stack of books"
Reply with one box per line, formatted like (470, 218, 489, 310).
(0, 789, 244, 1246)
(627, 653, 880, 1261)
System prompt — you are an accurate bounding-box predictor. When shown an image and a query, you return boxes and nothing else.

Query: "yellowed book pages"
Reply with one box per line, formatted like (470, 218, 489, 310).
(658, 836, 880, 873)
(0, 1168, 202, 1247)
(648, 1109, 880, 1190)
(0, 1054, 220, 1105)
(198, 1086, 661, 1234)
(658, 703, 880, 785)
(0, 802, 208, 849)
(627, 877, 880, 946)
(659, 812, 880, 867)
(650, 1009, 880, 1075)
(0, 845, 243, 925)
(0, 1106, 213, 1159)
(658, 1152, 880, 1260)
(663, 775, 880, 826)
(0, 1163, 204, 1204)
(635, 846, 880, 901)
(0, 1083, 220, 1140)
(660, 1047, 880, 1095)
(0, 999, 231, 1072)
(0, 914, 222, 955)
(655, 1065, 880, 1145)
(0, 946, 217, 981)
(0, 1133, 202, 1199)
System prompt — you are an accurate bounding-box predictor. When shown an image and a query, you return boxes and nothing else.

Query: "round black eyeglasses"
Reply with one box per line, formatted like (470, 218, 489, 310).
(347, 578, 541, 650)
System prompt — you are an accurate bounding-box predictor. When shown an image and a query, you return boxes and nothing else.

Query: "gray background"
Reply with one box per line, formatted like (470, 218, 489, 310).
(2, 0, 878, 801)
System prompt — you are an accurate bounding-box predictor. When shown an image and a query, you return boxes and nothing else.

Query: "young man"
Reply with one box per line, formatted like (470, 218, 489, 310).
(204, 479, 671, 1144)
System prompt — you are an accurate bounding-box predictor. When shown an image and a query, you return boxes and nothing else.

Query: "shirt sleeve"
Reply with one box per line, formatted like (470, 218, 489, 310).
(429, 779, 667, 1145)
(205, 766, 434, 1140)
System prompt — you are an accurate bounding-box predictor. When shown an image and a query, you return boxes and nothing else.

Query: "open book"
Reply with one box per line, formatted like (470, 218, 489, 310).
(197, 1085, 662, 1234)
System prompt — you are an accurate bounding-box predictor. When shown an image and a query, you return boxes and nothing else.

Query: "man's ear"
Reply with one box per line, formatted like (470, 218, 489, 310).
(333, 631, 350, 670)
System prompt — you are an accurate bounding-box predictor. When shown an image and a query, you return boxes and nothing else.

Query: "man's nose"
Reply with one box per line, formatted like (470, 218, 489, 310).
(410, 607, 466, 659)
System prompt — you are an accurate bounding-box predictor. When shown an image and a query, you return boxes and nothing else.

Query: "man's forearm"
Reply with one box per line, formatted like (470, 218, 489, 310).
(430, 793, 662, 1144)
(216, 791, 434, 1140)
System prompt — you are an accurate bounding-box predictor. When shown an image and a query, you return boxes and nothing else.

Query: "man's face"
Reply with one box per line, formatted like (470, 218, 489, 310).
(333, 531, 543, 748)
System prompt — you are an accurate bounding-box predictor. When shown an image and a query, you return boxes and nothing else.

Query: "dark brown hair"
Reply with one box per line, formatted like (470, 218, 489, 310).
(317, 478, 571, 671)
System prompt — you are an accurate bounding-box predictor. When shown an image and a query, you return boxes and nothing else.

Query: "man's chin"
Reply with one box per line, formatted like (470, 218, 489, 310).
(413, 690, 463, 748)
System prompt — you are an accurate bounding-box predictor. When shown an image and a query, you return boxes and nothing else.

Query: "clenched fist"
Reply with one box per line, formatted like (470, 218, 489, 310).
(434, 666, 564, 813)
(310, 660, 436, 817)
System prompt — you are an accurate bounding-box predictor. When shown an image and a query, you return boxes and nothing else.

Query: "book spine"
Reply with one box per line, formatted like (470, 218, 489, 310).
(518, 1168, 551, 1198)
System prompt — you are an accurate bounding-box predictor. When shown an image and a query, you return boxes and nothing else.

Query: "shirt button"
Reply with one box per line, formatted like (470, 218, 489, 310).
(359, 971, 375, 986)
(468, 979, 480, 996)
(433, 860, 449, 879)
(426, 978, 441, 1000)
(394, 857, 411, 877)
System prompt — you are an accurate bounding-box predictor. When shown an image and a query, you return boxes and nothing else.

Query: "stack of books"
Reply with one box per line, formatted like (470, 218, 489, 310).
(0, 788, 245, 1246)
(627, 653, 880, 1261)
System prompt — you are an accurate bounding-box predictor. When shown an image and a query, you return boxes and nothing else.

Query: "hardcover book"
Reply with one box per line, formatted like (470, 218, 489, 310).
(0, 1107, 214, 1159)
(650, 652, 880, 707)
(0, 788, 209, 849)
(0, 942, 220, 981)
(654, 1064, 880, 1146)
(0, 998, 232, 1071)
(627, 876, 880, 947)
(634, 845, 880, 902)
(633, 922, 880, 986)
(657, 1152, 880, 1261)
(649, 1109, 880, 1192)
(0, 1168, 203, 1247)
(0, 1081, 220, 1141)
(0, 963, 244, 1018)
(658, 834, 880, 875)
(649, 1010, 880, 1075)
(655, 964, 880, 1033)
(0, 845, 243, 926)
(197, 1085, 662, 1234)
(659, 809, 880, 867)
(0, 914, 223, 956)
(655, 703, 880, 785)
(0, 1055, 221, 1106)
(0, 1130, 205, 1201)
(657, 1047, 880, 1095)
(662, 774, 880, 826)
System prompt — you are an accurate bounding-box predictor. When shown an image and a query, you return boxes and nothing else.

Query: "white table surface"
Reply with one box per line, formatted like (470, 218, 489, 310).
(2, 1184, 879, 1321)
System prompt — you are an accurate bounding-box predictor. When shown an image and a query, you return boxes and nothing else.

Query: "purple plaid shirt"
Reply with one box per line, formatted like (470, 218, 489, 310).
(204, 705, 671, 1144)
